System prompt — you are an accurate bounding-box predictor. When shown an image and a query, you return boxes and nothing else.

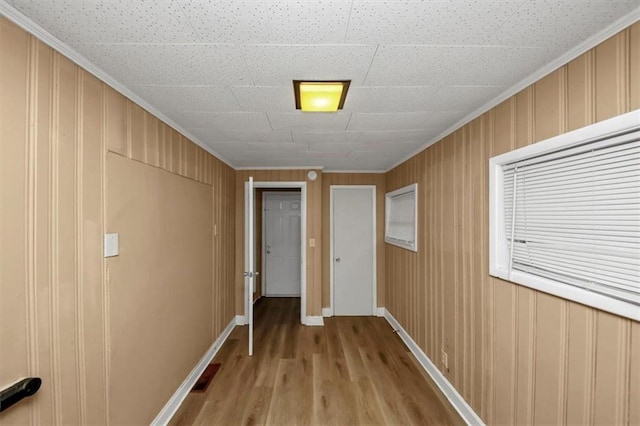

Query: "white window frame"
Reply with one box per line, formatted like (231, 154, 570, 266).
(489, 109, 640, 321)
(385, 183, 418, 252)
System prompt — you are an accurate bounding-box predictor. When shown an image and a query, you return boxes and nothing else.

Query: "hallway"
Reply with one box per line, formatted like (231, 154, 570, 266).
(170, 298, 463, 425)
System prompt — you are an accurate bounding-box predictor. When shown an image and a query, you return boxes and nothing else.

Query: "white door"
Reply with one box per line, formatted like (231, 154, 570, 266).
(264, 192, 302, 296)
(245, 177, 255, 356)
(332, 187, 375, 316)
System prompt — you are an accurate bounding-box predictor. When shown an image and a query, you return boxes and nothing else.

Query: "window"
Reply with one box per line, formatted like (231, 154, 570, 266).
(490, 110, 640, 321)
(385, 183, 418, 252)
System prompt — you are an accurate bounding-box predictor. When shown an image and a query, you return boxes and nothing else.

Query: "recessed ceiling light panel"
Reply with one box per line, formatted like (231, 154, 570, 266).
(293, 80, 351, 112)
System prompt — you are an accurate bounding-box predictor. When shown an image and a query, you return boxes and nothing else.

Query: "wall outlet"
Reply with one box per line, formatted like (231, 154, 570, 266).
(309, 238, 316, 247)
(441, 349, 448, 370)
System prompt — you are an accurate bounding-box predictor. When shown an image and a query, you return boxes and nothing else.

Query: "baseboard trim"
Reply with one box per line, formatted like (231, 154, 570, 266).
(151, 317, 236, 426)
(235, 315, 248, 325)
(376, 307, 386, 317)
(322, 307, 333, 317)
(383, 309, 485, 426)
(304, 315, 324, 326)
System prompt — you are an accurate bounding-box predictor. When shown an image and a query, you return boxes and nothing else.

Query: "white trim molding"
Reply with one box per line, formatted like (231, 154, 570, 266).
(303, 316, 324, 326)
(375, 307, 386, 317)
(235, 315, 248, 326)
(322, 307, 333, 317)
(383, 310, 485, 426)
(151, 317, 236, 426)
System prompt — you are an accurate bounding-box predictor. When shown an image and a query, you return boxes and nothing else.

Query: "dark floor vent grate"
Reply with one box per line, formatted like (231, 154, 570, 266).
(191, 363, 221, 393)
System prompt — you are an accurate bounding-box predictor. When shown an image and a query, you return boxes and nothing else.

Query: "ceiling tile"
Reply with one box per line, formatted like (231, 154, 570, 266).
(364, 45, 450, 86)
(178, 112, 272, 131)
(96, 44, 254, 86)
(132, 85, 242, 113)
(12, 0, 201, 43)
(348, 111, 464, 131)
(431, 86, 506, 111)
(247, 142, 308, 152)
(490, 1, 640, 50)
(346, 1, 524, 45)
(179, 1, 272, 43)
(231, 86, 297, 113)
(344, 86, 442, 112)
(365, 45, 557, 87)
(81, 0, 200, 43)
(268, 112, 352, 131)
(10, 0, 99, 45)
(242, 45, 377, 86)
(292, 131, 363, 144)
(265, 1, 352, 44)
(192, 129, 293, 143)
(358, 129, 440, 143)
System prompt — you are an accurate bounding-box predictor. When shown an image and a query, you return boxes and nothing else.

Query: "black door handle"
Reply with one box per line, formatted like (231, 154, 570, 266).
(0, 377, 42, 413)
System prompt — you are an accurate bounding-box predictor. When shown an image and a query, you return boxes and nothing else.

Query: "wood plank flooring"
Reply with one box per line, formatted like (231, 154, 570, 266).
(169, 298, 463, 426)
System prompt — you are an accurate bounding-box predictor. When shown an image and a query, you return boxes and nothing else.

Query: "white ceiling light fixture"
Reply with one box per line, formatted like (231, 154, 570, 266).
(293, 80, 351, 112)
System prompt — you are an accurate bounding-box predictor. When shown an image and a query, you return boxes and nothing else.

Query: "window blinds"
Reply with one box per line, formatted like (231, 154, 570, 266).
(387, 191, 416, 244)
(502, 129, 640, 306)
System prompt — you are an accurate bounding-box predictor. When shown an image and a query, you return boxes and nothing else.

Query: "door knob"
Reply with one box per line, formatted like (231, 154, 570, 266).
(266, 245, 271, 254)
(335, 257, 341, 262)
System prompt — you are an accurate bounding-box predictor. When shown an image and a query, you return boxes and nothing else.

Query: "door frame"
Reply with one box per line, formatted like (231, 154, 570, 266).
(329, 185, 377, 316)
(245, 181, 307, 325)
(262, 191, 303, 297)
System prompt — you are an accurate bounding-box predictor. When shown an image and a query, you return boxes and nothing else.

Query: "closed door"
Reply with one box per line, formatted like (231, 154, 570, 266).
(264, 193, 301, 296)
(332, 187, 375, 315)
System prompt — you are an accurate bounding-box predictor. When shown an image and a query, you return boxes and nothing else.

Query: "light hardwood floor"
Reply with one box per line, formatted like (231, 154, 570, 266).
(170, 298, 463, 426)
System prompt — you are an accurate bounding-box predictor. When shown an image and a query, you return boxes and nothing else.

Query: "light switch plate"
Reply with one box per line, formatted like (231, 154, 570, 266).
(309, 238, 316, 247)
(104, 233, 119, 257)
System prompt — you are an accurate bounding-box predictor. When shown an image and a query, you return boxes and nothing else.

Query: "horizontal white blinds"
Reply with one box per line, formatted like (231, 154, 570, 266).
(503, 129, 640, 306)
(387, 191, 416, 244)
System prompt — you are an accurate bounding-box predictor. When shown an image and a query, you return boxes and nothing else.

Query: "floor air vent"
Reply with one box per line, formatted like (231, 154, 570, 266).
(191, 363, 221, 393)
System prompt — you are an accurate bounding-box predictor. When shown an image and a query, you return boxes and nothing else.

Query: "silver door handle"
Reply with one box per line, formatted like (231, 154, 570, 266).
(266, 245, 271, 254)
(335, 257, 341, 262)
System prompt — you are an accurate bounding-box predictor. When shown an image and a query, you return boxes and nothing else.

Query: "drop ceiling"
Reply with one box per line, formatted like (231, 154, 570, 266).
(3, 0, 639, 171)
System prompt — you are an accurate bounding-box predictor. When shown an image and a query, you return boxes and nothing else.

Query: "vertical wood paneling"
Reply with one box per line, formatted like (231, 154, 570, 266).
(128, 101, 145, 162)
(593, 313, 630, 425)
(533, 293, 567, 425)
(384, 23, 638, 426)
(565, 304, 596, 425)
(105, 86, 126, 156)
(56, 54, 81, 425)
(630, 23, 640, 110)
(595, 30, 628, 121)
(630, 321, 640, 425)
(33, 38, 55, 426)
(144, 112, 159, 168)
(0, 17, 236, 425)
(0, 18, 31, 425)
(567, 52, 595, 131)
(79, 70, 107, 423)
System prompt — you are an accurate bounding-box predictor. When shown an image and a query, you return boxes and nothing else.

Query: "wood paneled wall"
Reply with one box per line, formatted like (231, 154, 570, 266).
(0, 17, 236, 425)
(235, 170, 322, 316)
(321, 173, 386, 309)
(384, 23, 640, 425)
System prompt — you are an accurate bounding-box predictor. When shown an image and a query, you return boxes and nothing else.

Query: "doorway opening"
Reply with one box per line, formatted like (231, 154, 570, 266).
(261, 190, 302, 298)
(244, 181, 307, 334)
